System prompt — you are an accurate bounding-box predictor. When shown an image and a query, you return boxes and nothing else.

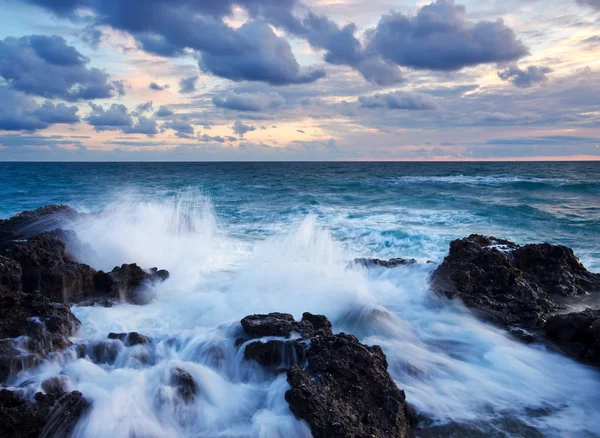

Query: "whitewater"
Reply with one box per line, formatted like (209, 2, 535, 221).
(1, 162, 600, 437)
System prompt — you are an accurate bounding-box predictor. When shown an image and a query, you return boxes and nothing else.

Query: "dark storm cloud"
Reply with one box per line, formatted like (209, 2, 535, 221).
(149, 82, 169, 91)
(359, 91, 438, 110)
(212, 91, 284, 112)
(231, 120, 256, 137)
(199, 22, 325, 86)
(0, 86, 80, 132)
(0, 35, 120, 101)
(179, 76, 198, 94)
(498, 65, 553, 88)
(365, 0, 528, 71)
(576, 0, 600, 10)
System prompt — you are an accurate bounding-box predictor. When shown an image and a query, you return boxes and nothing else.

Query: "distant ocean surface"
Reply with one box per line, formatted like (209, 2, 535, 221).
(2, 161, 600, 437)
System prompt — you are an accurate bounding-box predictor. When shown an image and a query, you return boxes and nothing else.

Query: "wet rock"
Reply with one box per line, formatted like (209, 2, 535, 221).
(352, 257, 418, 269)
(88, 341, 122, 365)
(108, 332, 151, 346)
(238, 312, 412, 437)
(240, 313, 314, 339)
(0, 255, 22, 294)
(286, 333, 412, 438)
(301, 312, 332, 334)
(1, 231, 97, 303)
(0, 389, 88, 438)
(430, 235, 600, 328)
(244, 340, 306, 369)
(0, 205, 78, 244)
(41, 375, 70, 394)
(94, 263, 169, 305)
(170, 367, 197, 403)
(545, 309, 600, 365)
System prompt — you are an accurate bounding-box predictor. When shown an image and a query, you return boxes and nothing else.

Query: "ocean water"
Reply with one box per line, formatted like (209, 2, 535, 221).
(1, 161, 599, 437)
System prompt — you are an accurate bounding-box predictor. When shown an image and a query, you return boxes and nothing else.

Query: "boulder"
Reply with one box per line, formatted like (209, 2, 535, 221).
(430, 235, 600, 327)
(0, 389, 88, 438)
(0, 205, 78, 244)
(94, 264, 169, 305)
(107, 332, 151, 346)
(545, 309, 600, 366)
(238, 312, 413, 437)
(2, 231, 97, 303)
(170, 367, 197, 403)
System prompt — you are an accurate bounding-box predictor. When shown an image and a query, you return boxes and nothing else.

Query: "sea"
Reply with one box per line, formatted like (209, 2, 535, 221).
(0, 161, 599, 437)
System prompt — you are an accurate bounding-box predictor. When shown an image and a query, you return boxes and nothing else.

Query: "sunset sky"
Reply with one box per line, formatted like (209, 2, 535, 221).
(1, 0, 599, 161)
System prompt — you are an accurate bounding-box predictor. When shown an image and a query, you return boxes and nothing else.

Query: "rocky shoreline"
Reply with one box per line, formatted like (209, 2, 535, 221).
(1, 205, 599, 437)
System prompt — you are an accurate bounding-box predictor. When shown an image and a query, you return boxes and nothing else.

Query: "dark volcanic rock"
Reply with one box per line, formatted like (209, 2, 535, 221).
(430, 235, 600, 327)
(286, 333, 412, 438)
(353, 257, 418, 269)
(108, 331, 151, 346)
(0, 205, 78, 244)
(238, 312, 412, 437)
(0, 255, 22, 294)
(2, 231, 97, 303)
(545, 309, 600, 365)
(170, 367, 197, 403)
(94, 264, 169, 305)
(0, 389, 88, 438)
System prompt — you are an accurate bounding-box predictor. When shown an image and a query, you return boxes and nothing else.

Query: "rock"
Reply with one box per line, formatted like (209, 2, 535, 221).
(94, 263, 169, 305)
(108, 332, 151, 346)
(286, 333, 412, 438)
(545, 309, 600, 365)
(238, 312, 412, 437)
(170, 367, 197, 403)
(0, 255, 22, 295)
(352, 258, 418, 269)
(0, 205, 79, 244)
(430, 235, 600, 328)
(1, 231, 97, 303)
(240, 313, 314, 339)
(0, 291, 80, 383)
(0, 389, 88, 438)
(41, 376, 70, 394)
(244, 340, 306, 370)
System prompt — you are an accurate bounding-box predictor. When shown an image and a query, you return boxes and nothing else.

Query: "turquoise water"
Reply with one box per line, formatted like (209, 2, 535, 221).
(2, 162, 600, 437)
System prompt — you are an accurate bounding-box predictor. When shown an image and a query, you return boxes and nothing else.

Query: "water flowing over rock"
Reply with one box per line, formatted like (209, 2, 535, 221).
(0, 389, 89, 438)
(94, 264, 169, 305)
(352, 257, 418, 268)
(238, 312, 413, 437)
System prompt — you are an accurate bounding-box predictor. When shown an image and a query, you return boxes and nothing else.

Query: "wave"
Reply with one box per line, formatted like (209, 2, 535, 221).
(6, 191, 600, 437)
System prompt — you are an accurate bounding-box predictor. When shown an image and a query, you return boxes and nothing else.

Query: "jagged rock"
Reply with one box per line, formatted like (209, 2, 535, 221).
(0, 205, 78, 244)
(238, 312, 412, 437)
(41, 376, 70, 394)
(545, 309, 600, 365)
(94, 264, 169, 305)
(0, 389, 88, 438)
(240, 313, 313, 339)
(170, 367, 197, 403)
(286, 333, 412, 438)
(430, 235, 600, 327)
(352, 258, 418, 268)
(108, 332, 151, 346)
(0, 255, 22, 294)
(2, 231, 97, 303)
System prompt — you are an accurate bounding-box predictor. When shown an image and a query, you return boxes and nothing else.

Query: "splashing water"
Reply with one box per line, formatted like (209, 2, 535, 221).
(5, 188, 600, 438)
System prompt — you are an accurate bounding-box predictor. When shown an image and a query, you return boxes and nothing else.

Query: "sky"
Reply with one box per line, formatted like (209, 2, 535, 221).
(0, 0, 599, 161)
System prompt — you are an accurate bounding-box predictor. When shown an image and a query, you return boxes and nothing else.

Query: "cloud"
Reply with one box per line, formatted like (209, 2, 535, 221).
(200, 21, 325, 85)
(123, 116, 158, 135)
(498, 65, 553, 88)
(179, 76, 198, 94)
(365, 0, 528, 71)
(0, 35, 120, 100)
(149, 82, 169, 91)
(0, 85, 80, 131)
(163, 120, 195, 138)
(231, 120, 256, 137)
(134, 101, 154, 115)
(213, 91, 285, 112)
(359, 91, 438, 110)
(198, 133, 226, 143)
(156, 106, 174, 117)
(576, 0, 600, 10)
(86, 103, 133, 131)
